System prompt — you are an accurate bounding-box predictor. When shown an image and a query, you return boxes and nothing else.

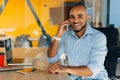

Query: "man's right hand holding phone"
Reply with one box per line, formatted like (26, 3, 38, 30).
(55, 20, 71, 38)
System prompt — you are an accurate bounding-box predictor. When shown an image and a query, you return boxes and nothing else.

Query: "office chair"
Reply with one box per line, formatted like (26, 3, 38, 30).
(95, 26, 120, 79)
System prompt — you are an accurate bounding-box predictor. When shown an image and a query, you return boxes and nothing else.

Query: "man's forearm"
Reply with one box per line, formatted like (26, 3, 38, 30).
(47, 39, 60, 58)
(65, 66, 93, 77)
(48, 64, 93, 77)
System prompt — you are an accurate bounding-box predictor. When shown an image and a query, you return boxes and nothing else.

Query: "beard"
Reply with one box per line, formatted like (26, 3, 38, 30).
(73, 21, 87, 33)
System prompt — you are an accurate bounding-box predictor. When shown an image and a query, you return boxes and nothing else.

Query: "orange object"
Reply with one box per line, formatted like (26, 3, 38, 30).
(16, 68, 41, 74)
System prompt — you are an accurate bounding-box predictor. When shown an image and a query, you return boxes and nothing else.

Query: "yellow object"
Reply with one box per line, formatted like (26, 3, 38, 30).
(16, 68, 41, 74)
(0, 0, 79, 46)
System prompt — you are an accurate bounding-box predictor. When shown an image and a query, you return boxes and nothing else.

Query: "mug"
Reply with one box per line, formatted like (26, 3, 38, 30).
(0, 52, 4, 66)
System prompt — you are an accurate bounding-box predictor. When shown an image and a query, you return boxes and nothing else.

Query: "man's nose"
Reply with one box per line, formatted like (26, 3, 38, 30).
(74, 18, 79, 23)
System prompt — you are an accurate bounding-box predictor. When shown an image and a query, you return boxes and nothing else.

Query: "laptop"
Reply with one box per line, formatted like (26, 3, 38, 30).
(4, 38, 33, 66)
(0, 65, 23, 71)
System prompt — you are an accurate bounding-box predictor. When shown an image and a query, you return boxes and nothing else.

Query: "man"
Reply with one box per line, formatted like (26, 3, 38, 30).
(47, 4, 109, 80)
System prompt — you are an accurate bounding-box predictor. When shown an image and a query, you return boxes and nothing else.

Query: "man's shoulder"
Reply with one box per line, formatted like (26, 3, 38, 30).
(91, 27, 106, 38)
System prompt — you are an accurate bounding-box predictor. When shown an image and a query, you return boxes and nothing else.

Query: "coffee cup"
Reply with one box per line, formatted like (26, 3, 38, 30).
(0, 52, 4, 66)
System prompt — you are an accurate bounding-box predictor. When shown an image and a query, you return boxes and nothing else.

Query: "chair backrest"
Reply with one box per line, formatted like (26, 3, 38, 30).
(95, 27, 119, 77)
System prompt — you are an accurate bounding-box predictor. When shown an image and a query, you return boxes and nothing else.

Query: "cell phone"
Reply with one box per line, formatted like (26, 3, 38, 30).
(64, 24, 72, 30)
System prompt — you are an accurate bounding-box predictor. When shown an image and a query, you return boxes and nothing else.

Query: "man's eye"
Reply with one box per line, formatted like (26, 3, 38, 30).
(78, 15, 82, 18)
(70, 16, 74, 19)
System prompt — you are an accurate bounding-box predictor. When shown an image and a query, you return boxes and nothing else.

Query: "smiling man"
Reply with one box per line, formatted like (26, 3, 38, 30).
(47, 4, 109, 80)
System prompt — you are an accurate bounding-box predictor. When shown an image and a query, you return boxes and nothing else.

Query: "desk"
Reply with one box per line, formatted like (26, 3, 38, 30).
(0, 71, 70, 80)
(0, 47, 70, 80)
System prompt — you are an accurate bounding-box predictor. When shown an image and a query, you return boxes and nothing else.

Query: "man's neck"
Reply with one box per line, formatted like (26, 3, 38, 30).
(76, 26, 87, 38)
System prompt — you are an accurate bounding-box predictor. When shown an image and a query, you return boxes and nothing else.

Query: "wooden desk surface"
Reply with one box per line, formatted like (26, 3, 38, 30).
(0, 71, 70, 80)
(0, 47, 70, 80)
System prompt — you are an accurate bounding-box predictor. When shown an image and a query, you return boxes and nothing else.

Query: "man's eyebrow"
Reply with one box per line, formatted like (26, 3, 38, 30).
(77, 14, 83, 16)
(69, 14, 83, 18)
(70, 15, 73, 16)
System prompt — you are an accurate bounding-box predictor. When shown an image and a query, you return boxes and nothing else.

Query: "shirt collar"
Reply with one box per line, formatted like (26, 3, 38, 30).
(85, 23, 94, 35)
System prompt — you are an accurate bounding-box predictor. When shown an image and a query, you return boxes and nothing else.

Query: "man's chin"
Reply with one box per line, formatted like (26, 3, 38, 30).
(73, 28, 81, 31)
(73, 26, 86, 33)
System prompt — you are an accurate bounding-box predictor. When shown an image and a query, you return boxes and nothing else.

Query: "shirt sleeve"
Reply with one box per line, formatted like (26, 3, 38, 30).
(47, 36, 65, 64)
(87, 33, 108, 77)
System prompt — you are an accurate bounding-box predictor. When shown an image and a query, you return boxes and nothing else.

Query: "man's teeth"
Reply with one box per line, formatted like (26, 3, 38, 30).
(74, 24, 79, 26)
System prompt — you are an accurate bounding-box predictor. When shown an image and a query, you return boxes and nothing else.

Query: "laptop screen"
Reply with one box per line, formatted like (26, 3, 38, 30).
(4, 38, 13, 64)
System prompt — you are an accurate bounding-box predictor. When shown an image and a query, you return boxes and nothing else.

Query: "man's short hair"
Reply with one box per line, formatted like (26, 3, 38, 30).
(73, 1, 86, 9)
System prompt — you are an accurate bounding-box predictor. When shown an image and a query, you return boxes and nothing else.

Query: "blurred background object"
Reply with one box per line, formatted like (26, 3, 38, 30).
(14, 34, 32, 47)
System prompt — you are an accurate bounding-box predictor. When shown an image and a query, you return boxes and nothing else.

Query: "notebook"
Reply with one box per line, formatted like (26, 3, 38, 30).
(4, 38, 33, 66)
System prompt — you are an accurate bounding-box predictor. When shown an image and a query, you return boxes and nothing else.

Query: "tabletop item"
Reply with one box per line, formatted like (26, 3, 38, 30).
(4, 38, 33, 66)
(60, 52, 69, 66)
(0, 66, 23, 71)
(14, 34, 32, 47)
(0, 52, 4, 66)
(16, 68, 42, 74)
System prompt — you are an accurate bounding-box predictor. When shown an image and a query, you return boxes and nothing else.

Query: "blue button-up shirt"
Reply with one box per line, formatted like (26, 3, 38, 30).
(47, 24, 108, 80)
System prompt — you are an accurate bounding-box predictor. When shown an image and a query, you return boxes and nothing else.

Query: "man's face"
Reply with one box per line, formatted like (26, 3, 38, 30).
(69, 6, 89, 32)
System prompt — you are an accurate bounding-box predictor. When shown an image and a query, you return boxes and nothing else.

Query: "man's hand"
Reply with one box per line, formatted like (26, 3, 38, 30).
(56, 20, 70, 38)
(47, 63, 67, 74)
